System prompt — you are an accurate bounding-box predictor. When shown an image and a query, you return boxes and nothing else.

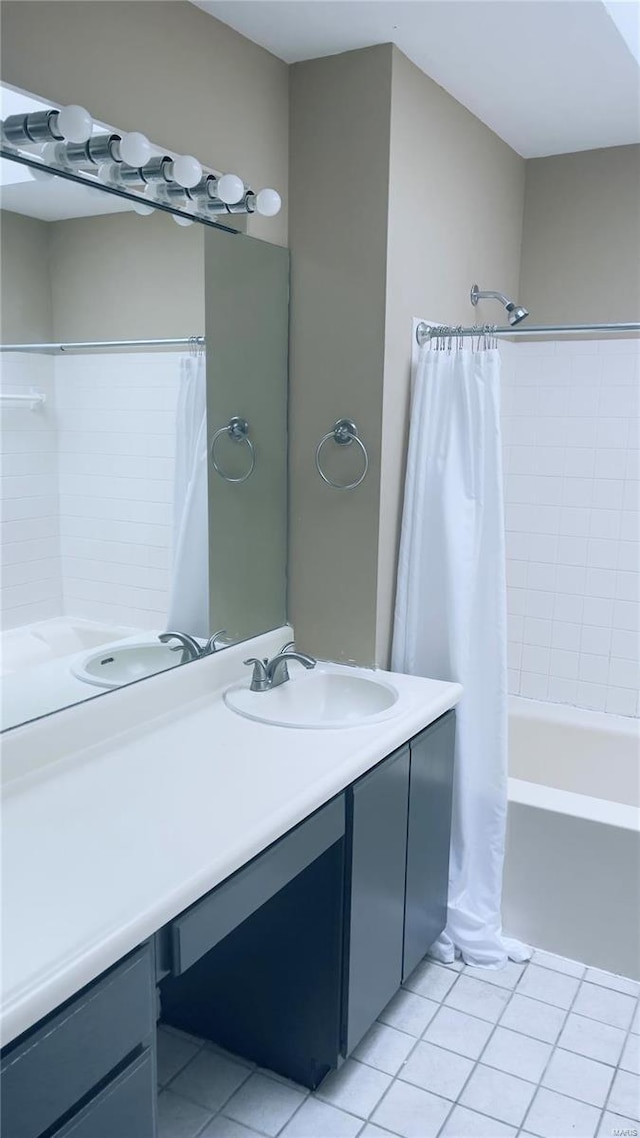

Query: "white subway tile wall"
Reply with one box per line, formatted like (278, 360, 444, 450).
(0, 354, 63, 629)
(55, 352, 178, 631)
(502, 339, 639, 717)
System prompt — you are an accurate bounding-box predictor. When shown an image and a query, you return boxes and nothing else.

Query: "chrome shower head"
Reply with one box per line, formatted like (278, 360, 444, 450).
(470, 284, 529, 326)
(506, 302, 529, 326)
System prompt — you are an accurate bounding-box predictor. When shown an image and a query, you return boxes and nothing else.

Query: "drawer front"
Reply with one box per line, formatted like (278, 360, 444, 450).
(52, 1049, 155, 1138)
(1, 945, 154, 1138)
(171, 797, 345, 975)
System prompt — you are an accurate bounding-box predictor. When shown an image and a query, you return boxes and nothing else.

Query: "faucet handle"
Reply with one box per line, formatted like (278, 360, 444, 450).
(206, 629, 229, 653)
(244, 657, 270, 692)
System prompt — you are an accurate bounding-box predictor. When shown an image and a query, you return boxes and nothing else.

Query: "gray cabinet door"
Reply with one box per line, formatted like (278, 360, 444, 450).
(345, 745, 410, 1054)
(52, 1049, 155, 1138)
(403, 711, 456, 981)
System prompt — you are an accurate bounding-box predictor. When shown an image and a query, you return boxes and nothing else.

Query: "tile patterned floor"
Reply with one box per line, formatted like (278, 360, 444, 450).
(157, 949, 640, 1138)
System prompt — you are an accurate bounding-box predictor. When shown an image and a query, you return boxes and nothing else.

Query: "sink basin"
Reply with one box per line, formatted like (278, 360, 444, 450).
(71, 642, 181, 689)
(224, 666, 400, 729)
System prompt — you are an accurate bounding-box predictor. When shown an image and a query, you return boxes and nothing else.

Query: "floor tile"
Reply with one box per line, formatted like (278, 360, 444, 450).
(607, 1069, 640, 1121)
(584, 968, 640, 998)
(315, 1058, 392, 1118)
(279, 1096, 362, 1137)
(459, 1064, 536, 1126)
(516, 964, 581, 1009)
(402, 960, 458, 1002)
(598, 1109, 640, 1136)
(378, 989, 439, 1037)
(573, 983, 637, 1030)
(531, 951, 586, 979)
(157, 1027, 201, 1086)
(353, 1023, 416, 1076)
(169, 1048, 252, 1112)
(428, 955, 466, 972)
(358, 1126, 397, 1137)
(440, 1104, 517, 1137)
(399, 1040, 474, 1100)
(157, 1089, 214, 1138)
(524, 1087, 601, 1138)
(422, 1006, 494, 1059)
(542, 1049, 614, 1108)
(222, 1072, 306, 1136)
(200, 1119, 263, 1138)
(371, 1080, 452, 1138)
(482, 1026, 552, 1082)
(499, 994, 567, 1044)
(632, 1004, 639, 1035)
(558, 1013, 626, 1066)
(464, 961, 526, 990)
(620, 1033, 640, 1075)
(444, 975, 511, 1023)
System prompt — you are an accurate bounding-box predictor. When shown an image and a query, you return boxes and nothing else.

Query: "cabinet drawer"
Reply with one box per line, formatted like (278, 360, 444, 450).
(1, 945, 154, 1138)
(171, 797, 345, 975)
(52, 1049, 155, 1138)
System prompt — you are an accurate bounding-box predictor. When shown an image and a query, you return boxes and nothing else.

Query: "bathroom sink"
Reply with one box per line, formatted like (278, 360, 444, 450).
(71, 642, 181, 689)
(224, 666, 400, 729)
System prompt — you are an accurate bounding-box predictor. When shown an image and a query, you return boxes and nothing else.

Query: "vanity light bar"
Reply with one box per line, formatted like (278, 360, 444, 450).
(1, 99, 282, 221)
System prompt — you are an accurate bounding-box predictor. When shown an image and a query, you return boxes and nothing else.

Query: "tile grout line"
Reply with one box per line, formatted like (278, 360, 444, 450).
(592, 988, 640, 1136)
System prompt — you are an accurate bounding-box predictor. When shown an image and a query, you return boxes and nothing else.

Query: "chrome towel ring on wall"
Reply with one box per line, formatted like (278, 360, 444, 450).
(210, 416, 256, 483)
(315, 418, 369, 490)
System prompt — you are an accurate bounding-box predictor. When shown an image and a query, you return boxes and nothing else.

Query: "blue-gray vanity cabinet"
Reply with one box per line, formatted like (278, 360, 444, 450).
(50, 1050, 155, 1138)
(344, 744, 410, 1054)
(403, 710, 456, 980)
(0, 944, 156, 1138)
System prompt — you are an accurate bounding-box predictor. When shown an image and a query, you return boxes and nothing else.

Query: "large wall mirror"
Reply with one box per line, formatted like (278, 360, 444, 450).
(0, 84, 288, 731)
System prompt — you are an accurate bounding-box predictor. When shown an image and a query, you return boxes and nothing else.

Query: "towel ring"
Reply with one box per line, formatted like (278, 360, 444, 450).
(315, 418, 369, 490)
(210, 416, 255, 483)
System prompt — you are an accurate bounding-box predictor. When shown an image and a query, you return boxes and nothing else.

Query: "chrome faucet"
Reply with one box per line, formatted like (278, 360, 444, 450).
(244, 646, 316, 692)
(159, 631, 203, 663)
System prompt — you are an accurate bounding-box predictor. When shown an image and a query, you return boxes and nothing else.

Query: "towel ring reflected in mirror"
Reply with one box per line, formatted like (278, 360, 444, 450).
(315, 418, 369, 490)
(210, 416, 256, 483)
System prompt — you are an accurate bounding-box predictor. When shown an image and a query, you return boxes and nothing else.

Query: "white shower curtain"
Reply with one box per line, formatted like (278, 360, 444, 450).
(392, 338, 530, 968)
(167, 354, 210, 638)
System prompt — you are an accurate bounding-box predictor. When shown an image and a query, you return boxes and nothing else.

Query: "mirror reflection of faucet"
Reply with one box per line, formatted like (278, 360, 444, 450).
(158, 630, 229, 664)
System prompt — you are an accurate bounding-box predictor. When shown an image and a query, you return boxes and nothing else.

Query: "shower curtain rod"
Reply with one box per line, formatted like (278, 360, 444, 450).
(416, 321, 640, 346)
(0, 336, 206, 353)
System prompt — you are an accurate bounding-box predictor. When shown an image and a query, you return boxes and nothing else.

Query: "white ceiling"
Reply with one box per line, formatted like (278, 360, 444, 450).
(193, 0, 640, 157)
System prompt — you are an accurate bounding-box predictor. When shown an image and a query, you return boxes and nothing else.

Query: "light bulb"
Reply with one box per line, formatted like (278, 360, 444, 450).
(216, 173, 244, 205)
(55, 104, 93, 144)
(255, 187, 282, 217)
(171, 154, 202, 189)
(119, 131, 152, 167)
(41, 141, 66, 167)
(133, 200, 155, 216)
(173, 214, 194, 227)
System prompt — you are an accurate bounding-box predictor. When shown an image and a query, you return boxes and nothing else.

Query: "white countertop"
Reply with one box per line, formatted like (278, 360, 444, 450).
(1, 627, 461, 1046)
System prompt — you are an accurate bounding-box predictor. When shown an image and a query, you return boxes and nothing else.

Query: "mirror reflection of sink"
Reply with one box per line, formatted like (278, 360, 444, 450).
(224, 666, 400, 729)
(71, 642, 181, 689)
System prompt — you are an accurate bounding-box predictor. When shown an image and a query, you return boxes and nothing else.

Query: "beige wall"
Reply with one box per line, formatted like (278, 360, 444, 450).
(0, 212, 53, 342)
(377, 48, 526, 664)
(520, 145, 640, 324)
(288, 46, 392, 663)
(48, 210, 204, 341)
(0, 1, 288, 247)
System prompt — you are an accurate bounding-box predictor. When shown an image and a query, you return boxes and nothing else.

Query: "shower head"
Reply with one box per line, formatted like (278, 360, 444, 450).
(470, 284, 529, 326)
(506, 302, 529, 326)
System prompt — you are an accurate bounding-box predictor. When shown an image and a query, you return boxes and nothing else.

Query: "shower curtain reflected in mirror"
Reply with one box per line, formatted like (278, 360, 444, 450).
(167, 353, 210, 638)
(393, 336, 530, 968)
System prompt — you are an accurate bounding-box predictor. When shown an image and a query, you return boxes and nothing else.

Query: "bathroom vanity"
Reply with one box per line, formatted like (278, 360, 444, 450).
(0, 631, 460, 1136)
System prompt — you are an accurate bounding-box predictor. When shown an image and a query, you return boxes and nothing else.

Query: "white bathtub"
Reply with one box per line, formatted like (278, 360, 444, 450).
(503, 696, 640, 979)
